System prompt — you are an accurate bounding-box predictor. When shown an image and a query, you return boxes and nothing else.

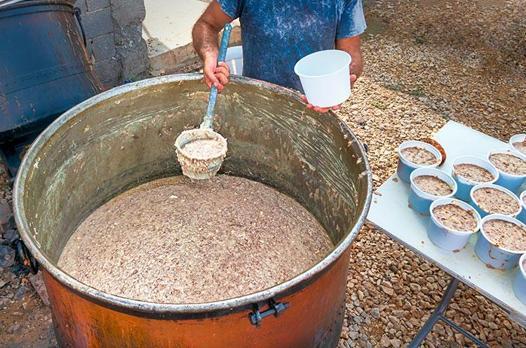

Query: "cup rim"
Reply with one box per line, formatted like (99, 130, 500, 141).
(294, 49, 352, 78)
(520, 190, 526, 210)
(430, 198, 481, 234)
(479, 214, 526, 254)
(470, 183, 522, 217)
(451, 155, 499, 185)
(410, 167, 457, 200)
(487, 150, 526, 178)
(398, 140, 442, 169)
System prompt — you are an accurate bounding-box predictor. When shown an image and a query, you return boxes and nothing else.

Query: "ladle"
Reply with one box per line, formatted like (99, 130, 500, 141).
(175, 23, 232, 180)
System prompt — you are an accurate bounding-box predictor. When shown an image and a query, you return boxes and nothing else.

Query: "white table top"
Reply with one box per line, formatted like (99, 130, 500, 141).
(367, 121, 526, 326)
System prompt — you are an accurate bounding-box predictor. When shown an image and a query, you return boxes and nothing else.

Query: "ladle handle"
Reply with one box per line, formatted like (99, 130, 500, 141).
(202, 23, 233, 129)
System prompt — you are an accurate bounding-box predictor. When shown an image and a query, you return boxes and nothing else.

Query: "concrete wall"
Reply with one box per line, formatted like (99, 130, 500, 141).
(143, 0, 242, 77)
(74, 0, 149, 87)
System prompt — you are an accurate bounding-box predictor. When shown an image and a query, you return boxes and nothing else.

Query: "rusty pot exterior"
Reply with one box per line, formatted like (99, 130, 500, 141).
(14, 75, 372, 347)
(43, 249, 350, 347)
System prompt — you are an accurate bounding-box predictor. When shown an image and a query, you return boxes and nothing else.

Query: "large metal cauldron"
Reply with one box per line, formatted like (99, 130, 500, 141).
(14, 74, 372, 347)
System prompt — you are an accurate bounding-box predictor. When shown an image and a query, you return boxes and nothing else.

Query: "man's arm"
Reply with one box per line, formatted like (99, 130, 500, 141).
(336, 0, 366, 84)
(304, 0, 366, 112)
(192, 1, 233, 91)
(336, 35, 363, 85)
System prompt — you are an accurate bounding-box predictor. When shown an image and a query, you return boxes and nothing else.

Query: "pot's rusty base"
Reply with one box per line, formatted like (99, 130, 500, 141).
(43, 249, 350, 348)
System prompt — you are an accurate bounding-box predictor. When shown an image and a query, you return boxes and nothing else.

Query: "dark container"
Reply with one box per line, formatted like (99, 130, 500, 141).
(0, 0, 101, 141)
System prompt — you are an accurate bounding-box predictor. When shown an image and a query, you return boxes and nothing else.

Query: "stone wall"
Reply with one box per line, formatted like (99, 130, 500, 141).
(74, 0, 149, 88)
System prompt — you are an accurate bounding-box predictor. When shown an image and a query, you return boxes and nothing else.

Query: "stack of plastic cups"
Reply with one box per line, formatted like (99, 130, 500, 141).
(509, 134, 526, 159)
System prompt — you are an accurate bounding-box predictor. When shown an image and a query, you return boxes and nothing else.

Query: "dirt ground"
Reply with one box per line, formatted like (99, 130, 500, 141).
(1, 0, 525, 347)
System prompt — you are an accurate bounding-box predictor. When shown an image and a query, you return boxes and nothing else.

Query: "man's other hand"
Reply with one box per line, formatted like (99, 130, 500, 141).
(203, 56, 230, 92)
(350, 73, 358, 85)
(300, 95, 341, 113)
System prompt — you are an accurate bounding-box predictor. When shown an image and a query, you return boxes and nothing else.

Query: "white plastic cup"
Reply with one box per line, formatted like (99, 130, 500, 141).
(451, 156, 499, 202)
(488, 150, 526, 194)
(470, 183, 522, 218)
(397, 140, 442, 183)
(225, 46, 243, 75)
(294, 50, 351, 108)
(509, 134, 526, 159)
(475, 214, 526, 270)
(428, 198, 481, 251)
(409, 168, 457, 215)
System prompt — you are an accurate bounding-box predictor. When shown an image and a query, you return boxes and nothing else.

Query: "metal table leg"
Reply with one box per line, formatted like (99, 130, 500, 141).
(408, 277, 488, 348)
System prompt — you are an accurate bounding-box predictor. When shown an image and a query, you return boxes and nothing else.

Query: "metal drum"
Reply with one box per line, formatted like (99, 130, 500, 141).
(14, 74, 372, 347)
(0, 0, 101, 141)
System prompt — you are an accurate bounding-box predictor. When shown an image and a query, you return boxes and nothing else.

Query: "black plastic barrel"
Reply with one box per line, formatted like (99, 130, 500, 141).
(0, 0, 102, 141)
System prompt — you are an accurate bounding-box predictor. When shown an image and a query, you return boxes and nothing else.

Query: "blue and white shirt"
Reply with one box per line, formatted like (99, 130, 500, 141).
(218, 0, 367, 90)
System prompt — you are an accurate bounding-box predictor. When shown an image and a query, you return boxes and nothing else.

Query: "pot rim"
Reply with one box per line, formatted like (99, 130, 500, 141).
(13, 73, 372, 315)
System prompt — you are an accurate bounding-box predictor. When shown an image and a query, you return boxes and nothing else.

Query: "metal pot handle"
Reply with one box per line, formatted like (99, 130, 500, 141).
(73, 7, 88, 48)
(249, 299, 289, 326)
(14, 238, 39, 274)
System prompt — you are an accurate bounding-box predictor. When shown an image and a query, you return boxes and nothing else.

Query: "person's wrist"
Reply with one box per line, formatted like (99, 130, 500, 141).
(350, 58, 363, 77)
(203, 51, 218, 65)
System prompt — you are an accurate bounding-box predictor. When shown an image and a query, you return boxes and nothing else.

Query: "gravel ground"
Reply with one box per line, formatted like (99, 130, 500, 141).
(1, 0, 525, 347)
(337, 0, 525, 347)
